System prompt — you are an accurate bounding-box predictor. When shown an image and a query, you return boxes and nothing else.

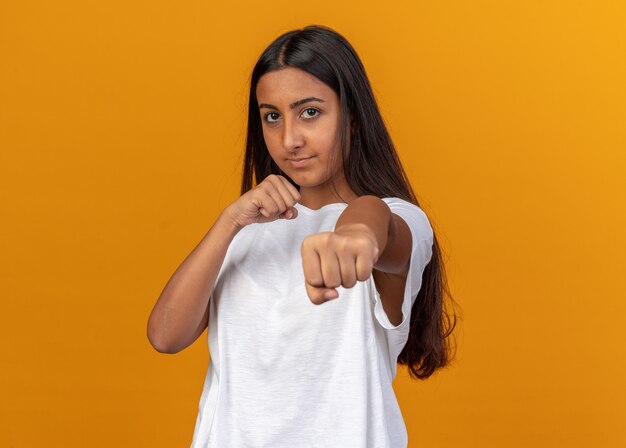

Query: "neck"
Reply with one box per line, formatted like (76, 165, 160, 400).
(298, 181, 358, 211)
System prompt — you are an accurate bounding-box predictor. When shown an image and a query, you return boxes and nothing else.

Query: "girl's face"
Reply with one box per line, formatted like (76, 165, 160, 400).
(256, 67, 352, 196)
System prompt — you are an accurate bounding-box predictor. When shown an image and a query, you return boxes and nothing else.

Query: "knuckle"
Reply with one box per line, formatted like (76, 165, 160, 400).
(342, 272, 357, 288)
(325, 276, 341, 289)
(356, 267, 371, 281)
(286, 194, 297, 205)
(354, 236, 371, 251)
(338, 237, 350, 252)
(359, 240, 371, 253)
(302, 234, 319, 249)
(309, 276, 324, 287)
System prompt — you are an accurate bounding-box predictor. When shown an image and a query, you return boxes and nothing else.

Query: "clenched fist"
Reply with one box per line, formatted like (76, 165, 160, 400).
(302, 223, 380, 305)
(225, 174, 301, 229)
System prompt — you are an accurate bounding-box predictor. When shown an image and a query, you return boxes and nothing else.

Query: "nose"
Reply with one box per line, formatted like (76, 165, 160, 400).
(282, 116, 305, 151)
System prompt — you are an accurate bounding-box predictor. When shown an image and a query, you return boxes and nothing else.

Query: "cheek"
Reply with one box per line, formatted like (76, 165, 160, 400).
(261, 129, 278, 156)
(324, 129, 345, 159)
(316, 127, 341, 154)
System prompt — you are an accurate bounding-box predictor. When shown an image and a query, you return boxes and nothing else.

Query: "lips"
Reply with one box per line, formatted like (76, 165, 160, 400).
(288, 156, 315, 167)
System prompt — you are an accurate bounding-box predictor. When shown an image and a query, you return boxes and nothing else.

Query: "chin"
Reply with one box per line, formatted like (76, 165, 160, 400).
(291, 177, 329, 189)
(281, 167, 329, 187)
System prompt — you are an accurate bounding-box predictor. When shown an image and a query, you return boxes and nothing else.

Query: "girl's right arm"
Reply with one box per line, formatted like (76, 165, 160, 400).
(147, 174, 301, 354)
(146, 209, 242, 354)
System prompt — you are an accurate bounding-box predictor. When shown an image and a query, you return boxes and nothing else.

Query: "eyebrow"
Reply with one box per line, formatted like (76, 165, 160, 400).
(258, 97, 326, 110)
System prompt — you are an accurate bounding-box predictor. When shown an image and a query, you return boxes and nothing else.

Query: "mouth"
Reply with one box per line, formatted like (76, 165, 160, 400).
(288, 156, 315, 167)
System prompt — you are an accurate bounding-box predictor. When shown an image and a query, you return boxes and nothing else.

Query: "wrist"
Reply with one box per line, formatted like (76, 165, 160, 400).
(219, 206, 245, 235)
(335, 222, 375, 237)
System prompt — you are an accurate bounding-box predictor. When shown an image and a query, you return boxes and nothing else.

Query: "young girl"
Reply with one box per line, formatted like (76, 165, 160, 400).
(148, 24, 458, 448)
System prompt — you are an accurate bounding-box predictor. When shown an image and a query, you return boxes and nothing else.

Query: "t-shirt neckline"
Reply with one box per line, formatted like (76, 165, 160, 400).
(294, 202, 348, 215)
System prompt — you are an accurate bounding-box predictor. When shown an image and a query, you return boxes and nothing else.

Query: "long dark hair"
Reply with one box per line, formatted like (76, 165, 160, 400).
(240, 24, 461, 380)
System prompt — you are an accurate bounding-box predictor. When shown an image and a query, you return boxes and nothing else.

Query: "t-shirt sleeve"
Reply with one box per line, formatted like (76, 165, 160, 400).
(369, 197, 434, 333)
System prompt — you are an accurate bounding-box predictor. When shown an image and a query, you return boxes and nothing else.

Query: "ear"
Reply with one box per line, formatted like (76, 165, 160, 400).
(349, 114, 357, 133)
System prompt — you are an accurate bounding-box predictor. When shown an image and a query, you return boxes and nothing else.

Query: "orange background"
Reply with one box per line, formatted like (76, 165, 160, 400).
(1, 1, 625, 446)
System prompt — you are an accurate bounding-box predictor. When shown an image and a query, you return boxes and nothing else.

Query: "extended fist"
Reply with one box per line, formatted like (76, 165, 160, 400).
(302, 223, 380, 305)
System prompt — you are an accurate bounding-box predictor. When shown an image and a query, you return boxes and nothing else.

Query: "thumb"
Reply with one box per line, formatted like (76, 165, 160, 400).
(280, 207, 297, 219)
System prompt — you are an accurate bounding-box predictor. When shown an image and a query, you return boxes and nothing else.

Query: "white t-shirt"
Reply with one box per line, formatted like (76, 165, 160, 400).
(190, 197, 434, 448)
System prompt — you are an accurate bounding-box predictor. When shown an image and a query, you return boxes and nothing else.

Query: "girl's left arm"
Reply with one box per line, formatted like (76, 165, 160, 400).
(301, 195, 412, 310)
(334, 195, 412, 276)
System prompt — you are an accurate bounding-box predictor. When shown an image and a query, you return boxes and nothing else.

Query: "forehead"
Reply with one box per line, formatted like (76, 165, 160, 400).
(256, 67, 335, 102)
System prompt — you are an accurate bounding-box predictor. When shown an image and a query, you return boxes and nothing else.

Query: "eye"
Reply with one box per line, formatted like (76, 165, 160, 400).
(264, 112, 279, 123)
(262, 108, 321, 124)
(302, 108, 320, 119)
